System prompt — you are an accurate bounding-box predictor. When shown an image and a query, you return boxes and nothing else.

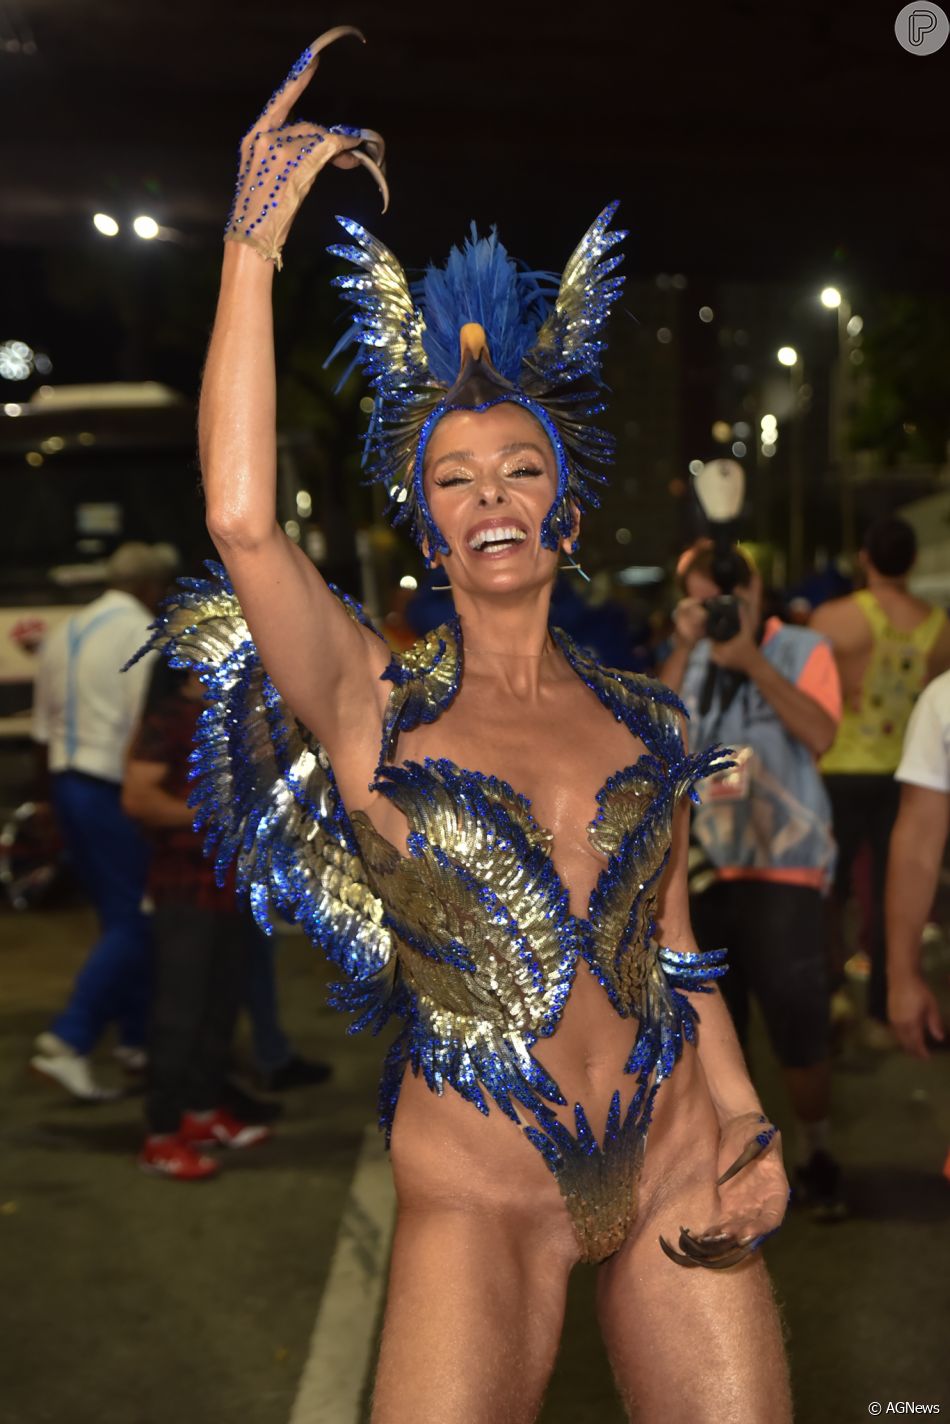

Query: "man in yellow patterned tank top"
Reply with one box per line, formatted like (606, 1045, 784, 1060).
(811, 516, 950, 1034)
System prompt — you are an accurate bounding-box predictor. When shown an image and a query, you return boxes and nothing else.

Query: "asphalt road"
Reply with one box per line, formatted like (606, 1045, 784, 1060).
(1, 906, 948, 1424)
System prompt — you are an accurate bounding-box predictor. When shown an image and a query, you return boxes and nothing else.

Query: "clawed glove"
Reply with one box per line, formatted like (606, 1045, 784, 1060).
(659, 1115, 788, 1270)
(224, 25, 387, 271)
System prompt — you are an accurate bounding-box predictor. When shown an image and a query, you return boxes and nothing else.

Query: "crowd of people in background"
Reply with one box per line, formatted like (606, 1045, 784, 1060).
(20, 518, 950, 1193)
(26, 543, 331, 1181)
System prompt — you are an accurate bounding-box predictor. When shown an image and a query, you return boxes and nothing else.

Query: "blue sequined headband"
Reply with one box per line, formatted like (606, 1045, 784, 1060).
(325, 202, 626, 555)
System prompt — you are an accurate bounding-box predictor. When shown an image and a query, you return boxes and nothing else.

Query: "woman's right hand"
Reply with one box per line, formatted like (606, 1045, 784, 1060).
(224, 26, 387, 271)
(660, 1113, 789, 1270)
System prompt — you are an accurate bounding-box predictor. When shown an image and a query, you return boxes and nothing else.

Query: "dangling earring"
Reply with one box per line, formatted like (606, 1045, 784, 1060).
(560, 538, 590, 582)
(427, 557, 451, 592)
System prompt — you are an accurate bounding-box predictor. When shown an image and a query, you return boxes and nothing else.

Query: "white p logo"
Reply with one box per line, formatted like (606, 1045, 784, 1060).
(909, 6, 937, 41)
(895, 1, 949, 51)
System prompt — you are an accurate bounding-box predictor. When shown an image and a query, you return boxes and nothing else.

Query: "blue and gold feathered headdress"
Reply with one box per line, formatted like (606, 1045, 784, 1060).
(326, 202, 626, 555)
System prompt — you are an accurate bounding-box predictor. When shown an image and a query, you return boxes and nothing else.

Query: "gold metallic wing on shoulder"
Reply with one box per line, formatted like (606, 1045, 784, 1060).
(379, 617, 463, 765)
(126, 562, 396, 1032)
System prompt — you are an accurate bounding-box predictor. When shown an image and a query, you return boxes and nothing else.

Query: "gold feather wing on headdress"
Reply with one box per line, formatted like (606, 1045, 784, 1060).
(523, 201, 626, 384)
(327, 217, 431, 387)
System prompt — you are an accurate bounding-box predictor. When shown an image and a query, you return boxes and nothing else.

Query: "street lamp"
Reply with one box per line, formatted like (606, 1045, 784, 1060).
(93, 212, 119, 237)
(820, 288, 859, 558)
(777, 348, 806, 579)
(132, 215, 159, 240)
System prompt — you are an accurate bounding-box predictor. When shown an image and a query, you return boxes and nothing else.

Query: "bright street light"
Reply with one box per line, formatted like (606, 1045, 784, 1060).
(820, 286, 842, 309)
(777, 346, 799, 367)
(93, 212, 119, 237)
(133, 215, 159, 240)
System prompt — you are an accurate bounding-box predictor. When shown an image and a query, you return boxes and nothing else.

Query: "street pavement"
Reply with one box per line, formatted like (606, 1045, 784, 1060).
(1, 906, 948, 1424)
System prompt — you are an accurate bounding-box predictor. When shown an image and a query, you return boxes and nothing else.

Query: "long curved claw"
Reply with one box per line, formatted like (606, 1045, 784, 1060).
(356, 127, 386, 167)
(350, 146, 390, 213)
(659, 1227, 760, 1270)
(310, 25, 366, 59)
(659, 1234, 697, 1268)
(259, 27, 366, 131)
(717, 1121, 777, 1187)
(678, 1227, 737, 1259)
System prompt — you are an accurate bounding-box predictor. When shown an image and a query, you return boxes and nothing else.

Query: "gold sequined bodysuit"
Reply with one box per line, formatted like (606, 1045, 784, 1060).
(136, 569, 730, 1262)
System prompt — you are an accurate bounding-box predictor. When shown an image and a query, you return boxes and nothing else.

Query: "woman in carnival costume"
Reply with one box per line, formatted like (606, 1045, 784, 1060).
(142, 28, 791, 1422)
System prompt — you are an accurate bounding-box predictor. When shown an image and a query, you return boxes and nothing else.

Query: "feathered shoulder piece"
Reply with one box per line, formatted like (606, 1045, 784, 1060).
(379, 616, 462, 765)
(325, 203, 627, 554)
(125, 563, 398, 1035)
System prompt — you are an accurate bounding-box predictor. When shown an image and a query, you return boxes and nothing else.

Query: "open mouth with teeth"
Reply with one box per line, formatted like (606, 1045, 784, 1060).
(467, 525, 529, 554)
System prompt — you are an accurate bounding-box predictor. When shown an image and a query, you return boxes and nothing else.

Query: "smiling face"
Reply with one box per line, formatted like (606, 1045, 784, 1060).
(422, 403, 577, 597)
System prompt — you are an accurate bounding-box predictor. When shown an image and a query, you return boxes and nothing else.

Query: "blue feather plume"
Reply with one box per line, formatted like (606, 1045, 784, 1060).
(414, 224, 557, 384)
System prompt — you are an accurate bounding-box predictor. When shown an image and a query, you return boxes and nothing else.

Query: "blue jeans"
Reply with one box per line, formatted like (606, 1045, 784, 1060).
(50, 771, 152, 1054)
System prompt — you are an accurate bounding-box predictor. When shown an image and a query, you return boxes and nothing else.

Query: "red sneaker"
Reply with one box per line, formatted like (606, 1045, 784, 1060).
(139, 1135, 220, 1181)
(179, 1108, 273, 1150)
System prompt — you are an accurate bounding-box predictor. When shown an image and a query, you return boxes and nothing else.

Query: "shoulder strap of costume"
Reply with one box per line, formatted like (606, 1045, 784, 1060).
(379, 615, 462, 765)
(551, 627, 685, 755)
(551, 626, 731, 800)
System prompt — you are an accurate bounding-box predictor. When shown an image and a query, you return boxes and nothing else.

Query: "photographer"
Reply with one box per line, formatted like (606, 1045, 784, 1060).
(660, 541, 845, 1218)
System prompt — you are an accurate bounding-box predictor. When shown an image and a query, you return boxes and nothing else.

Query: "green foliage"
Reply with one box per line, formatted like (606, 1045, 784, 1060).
(850, 293, 950, 464)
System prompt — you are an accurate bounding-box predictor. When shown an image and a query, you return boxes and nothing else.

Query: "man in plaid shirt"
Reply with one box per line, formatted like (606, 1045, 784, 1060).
(123, 663, 273, 1180)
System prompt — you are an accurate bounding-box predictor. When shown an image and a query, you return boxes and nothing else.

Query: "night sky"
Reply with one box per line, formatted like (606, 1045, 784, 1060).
(3, 1, 949, 282)
(2, 1, 949, 588)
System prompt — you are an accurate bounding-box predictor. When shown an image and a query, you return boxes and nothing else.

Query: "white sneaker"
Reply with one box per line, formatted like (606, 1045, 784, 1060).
(113, 1045, 148, 1073)
(30, 1034, 121, 1102)
(34, 1030, 73, 1057)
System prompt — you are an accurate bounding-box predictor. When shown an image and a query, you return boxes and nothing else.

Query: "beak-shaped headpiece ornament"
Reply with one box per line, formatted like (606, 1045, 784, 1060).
(325, 203, 626, 554)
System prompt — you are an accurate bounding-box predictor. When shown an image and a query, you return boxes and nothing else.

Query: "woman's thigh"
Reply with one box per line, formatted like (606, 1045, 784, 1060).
(372, 1203, 576, 1424)
(594, 1079, 791, 1424)
(598, 1244, 789, 1423)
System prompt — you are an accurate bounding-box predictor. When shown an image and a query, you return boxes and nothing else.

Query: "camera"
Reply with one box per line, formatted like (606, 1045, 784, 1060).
(689, 460, 748, 713)
(702, 593, 742, 643)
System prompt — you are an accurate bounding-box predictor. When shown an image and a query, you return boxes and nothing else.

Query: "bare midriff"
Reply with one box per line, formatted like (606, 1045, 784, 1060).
(388, 975, 713, 1245)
